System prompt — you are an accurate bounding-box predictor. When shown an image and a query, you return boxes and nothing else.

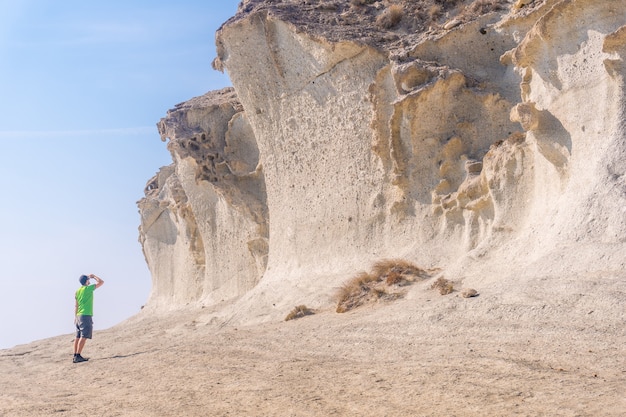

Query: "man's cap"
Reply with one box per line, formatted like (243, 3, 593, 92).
(79, 275, 89, 285)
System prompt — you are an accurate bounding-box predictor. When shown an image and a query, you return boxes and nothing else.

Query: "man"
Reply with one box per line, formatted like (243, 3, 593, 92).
(73, 273, 104, 363)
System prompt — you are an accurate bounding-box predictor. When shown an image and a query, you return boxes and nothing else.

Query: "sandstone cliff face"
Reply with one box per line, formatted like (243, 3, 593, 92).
(138, 0, 626, 319)
(138, 89, 268, 308)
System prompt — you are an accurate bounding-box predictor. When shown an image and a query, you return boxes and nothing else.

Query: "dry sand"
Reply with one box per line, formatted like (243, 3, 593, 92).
(1, 273, 624, 417)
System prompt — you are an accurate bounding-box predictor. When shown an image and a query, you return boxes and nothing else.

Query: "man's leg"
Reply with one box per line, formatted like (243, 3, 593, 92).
(73, 316, 92, 362)
(76, 337, 87, 354)
(73, 338, 89, 362)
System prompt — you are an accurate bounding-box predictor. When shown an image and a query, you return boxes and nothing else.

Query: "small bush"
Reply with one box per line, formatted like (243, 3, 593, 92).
(285, 305, 314, 321)
(385, 270, 403, 285)
(431, 277, 454, 295)
(336, 259, 430, 313)
(372, 258, 426, 284)
(376, 4, 403, 29)
(335, 271, 381, 313)
(428, 4, 444, 21)
(336, 271, 378, 300)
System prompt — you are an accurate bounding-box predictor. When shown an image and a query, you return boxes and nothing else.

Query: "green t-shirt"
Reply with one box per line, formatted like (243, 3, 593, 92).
(75, 284, 96, 316)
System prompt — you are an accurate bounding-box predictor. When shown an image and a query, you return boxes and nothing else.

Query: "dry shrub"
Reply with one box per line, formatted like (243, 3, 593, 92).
(285, 305, 314, 321)
(376, 4, 403, 29)
(341, 270, 378, 293)
(385, 270, 403, 285)
(428, 4, 444, 21)
(431, 277, 454, 295)
(335, 271, 381, 313)
(336, 259, 430, 313)
(372, 258, 426, 284)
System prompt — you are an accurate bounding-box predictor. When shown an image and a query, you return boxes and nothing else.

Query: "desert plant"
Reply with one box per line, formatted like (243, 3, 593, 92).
(428, 4, 444, 21)
(336, 259, 431, 313)
(431, 277, 454, 295)
(347, 270, 378, 288)
(335, 271, 381, 313)
(371, 258, 426, 284)
(376, 4, 404, 29)
(285, 305, 314, 321)
(385, 270, 404, 285)
(336, 283, 392, 313)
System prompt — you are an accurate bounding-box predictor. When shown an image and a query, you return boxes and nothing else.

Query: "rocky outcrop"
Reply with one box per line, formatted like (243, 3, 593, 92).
(138, 0, 626, 320)
(138, 89, 268, 308)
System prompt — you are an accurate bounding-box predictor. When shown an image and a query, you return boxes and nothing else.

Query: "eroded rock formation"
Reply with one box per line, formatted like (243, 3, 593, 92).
(138, 89, 268, 308)
(138, 0, 626, 320)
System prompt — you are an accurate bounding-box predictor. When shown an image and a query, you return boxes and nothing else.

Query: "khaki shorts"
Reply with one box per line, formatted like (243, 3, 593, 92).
(75, 315, 93, 339)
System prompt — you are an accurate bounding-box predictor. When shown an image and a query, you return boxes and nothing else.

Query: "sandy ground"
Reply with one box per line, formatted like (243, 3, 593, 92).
(1, 274, 624, 417)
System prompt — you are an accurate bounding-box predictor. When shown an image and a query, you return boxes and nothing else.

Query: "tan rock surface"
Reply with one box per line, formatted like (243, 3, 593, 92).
(140, 0, 626, 327)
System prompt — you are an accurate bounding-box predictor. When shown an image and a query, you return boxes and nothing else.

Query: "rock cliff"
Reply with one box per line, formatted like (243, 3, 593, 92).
(138, 0, 626, 321)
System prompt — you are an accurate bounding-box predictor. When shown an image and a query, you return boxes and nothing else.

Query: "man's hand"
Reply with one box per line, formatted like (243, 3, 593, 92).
(89, 274, 105, 289)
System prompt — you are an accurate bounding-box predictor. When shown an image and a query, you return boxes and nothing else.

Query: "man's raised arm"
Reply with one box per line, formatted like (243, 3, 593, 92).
(89, 274, 104, 289)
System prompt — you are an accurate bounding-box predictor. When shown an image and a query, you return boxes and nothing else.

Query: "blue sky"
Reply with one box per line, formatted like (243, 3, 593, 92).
(0, 1, 239, 349)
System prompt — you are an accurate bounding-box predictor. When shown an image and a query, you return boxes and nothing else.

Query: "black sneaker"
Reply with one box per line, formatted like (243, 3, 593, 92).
(73, 354, 89, 363)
